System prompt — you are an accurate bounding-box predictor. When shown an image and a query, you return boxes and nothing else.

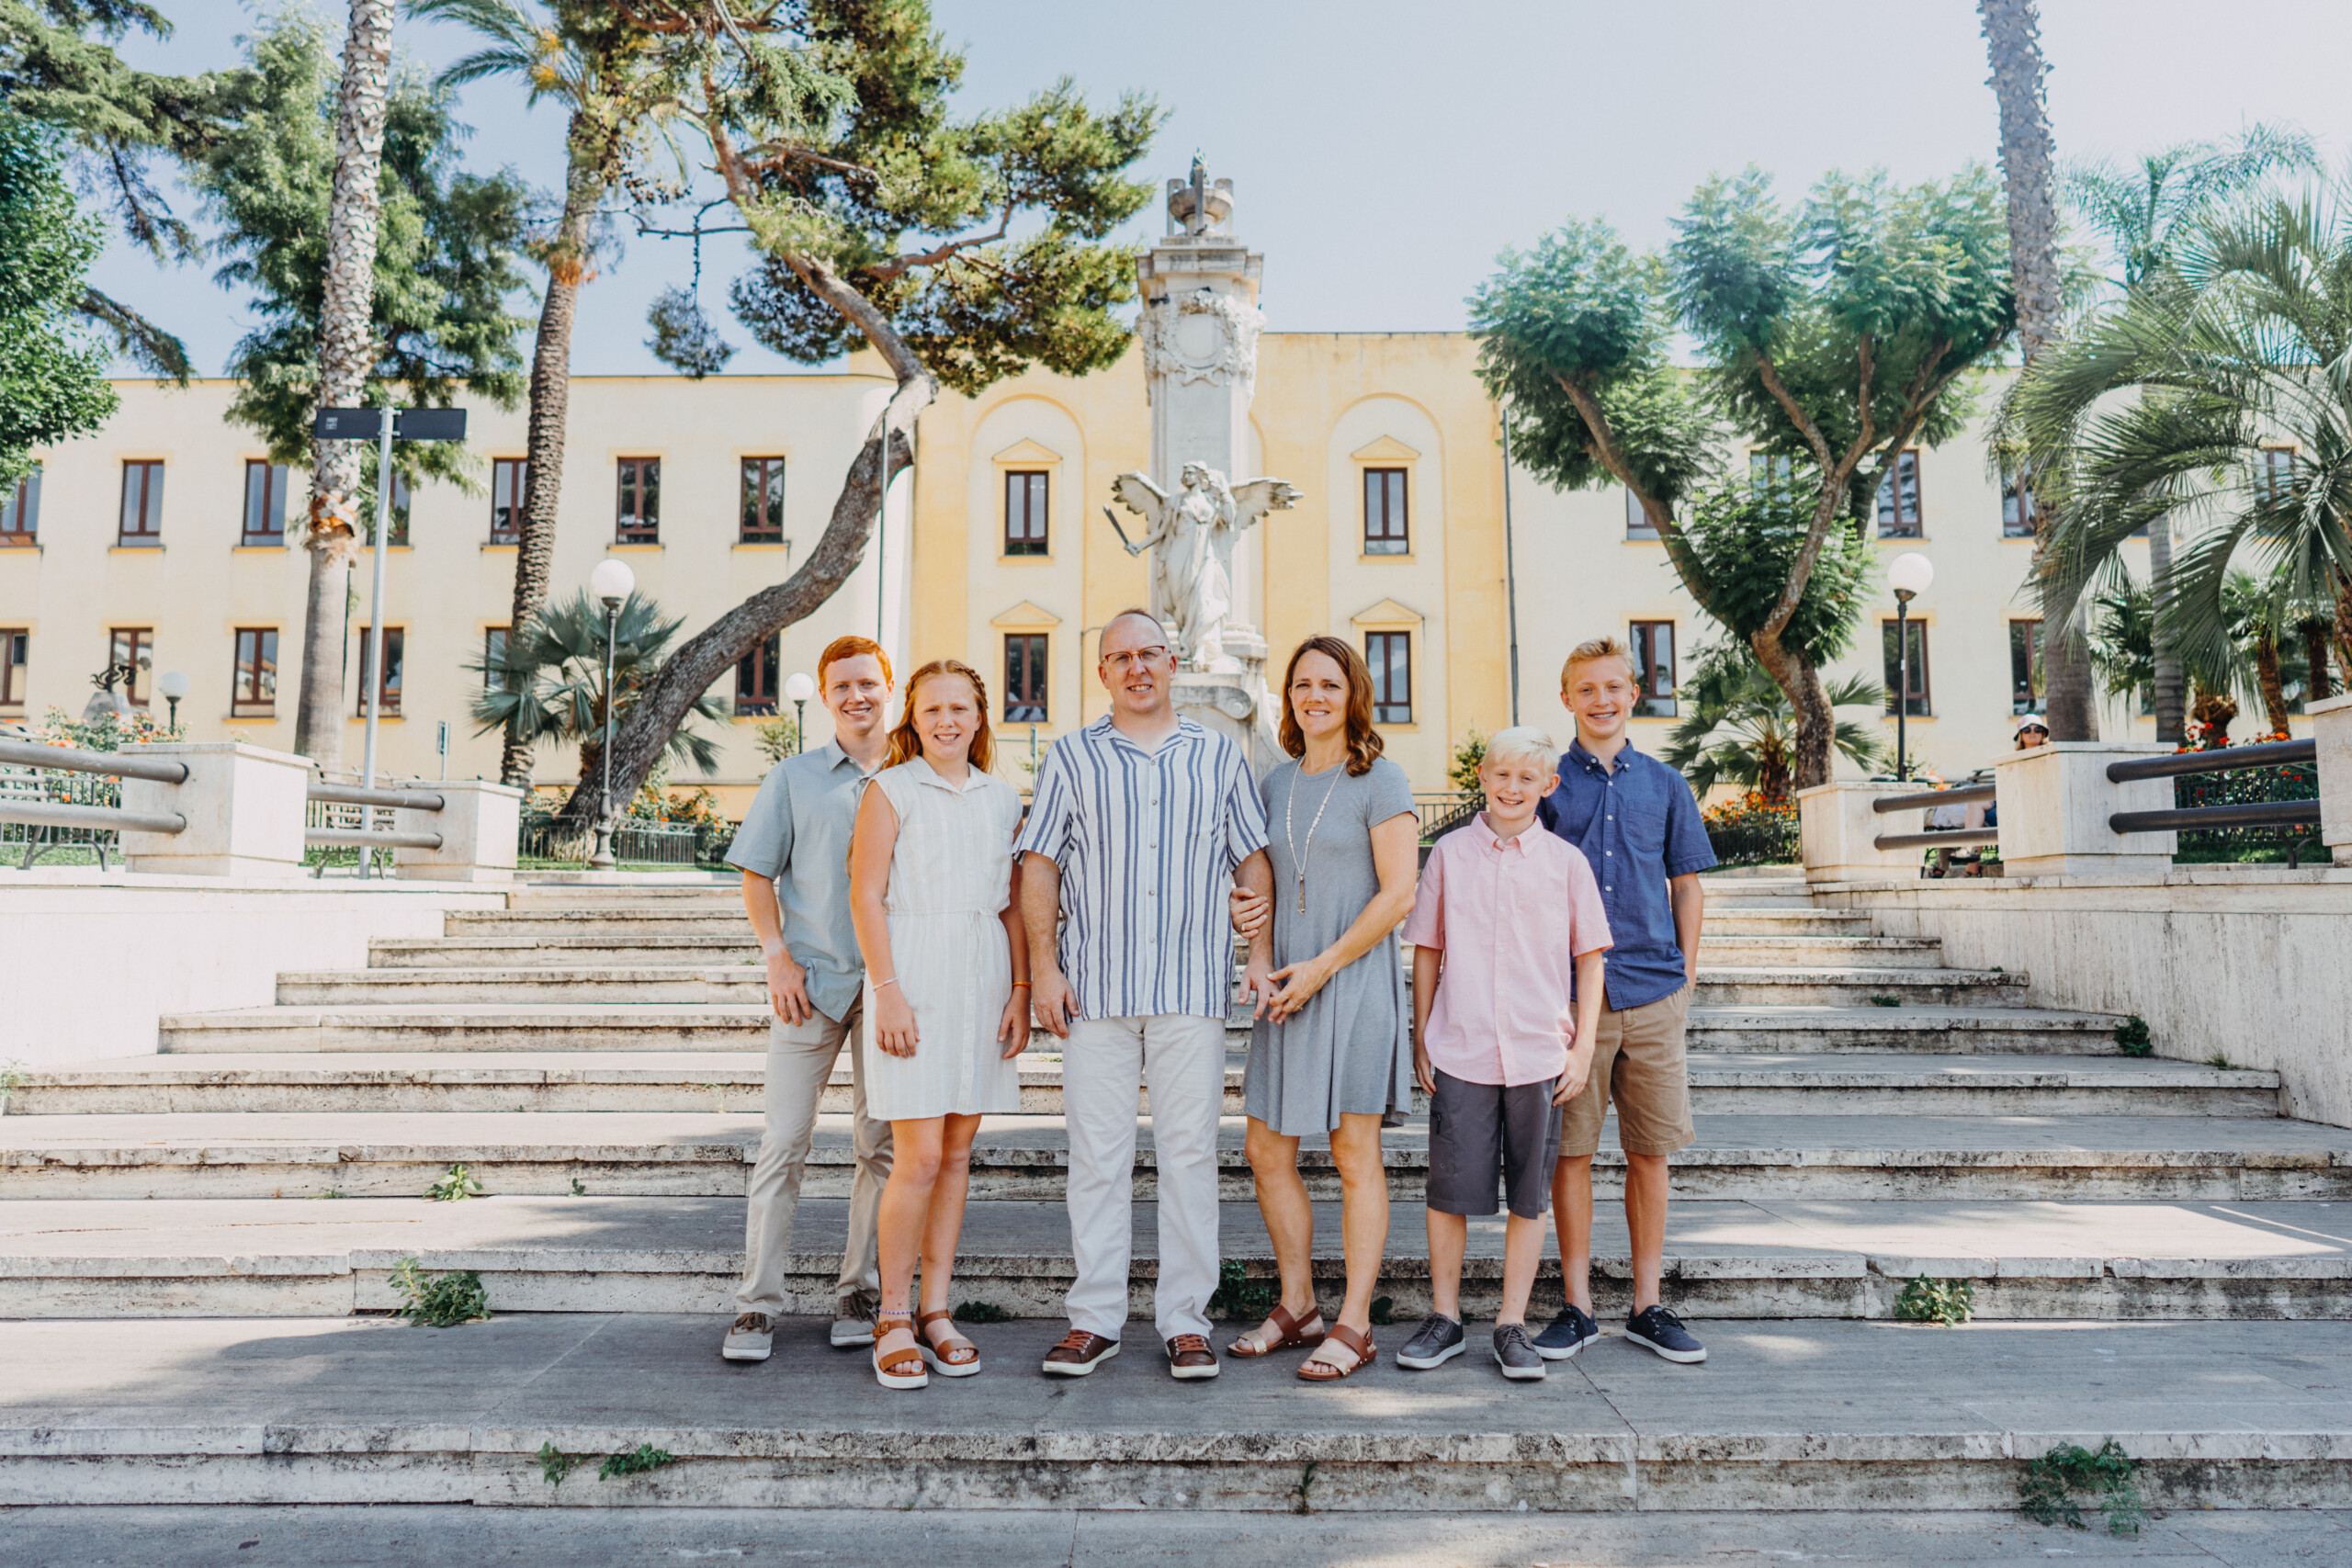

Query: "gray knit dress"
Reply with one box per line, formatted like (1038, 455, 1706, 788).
(1242, 755, 1418, 1134)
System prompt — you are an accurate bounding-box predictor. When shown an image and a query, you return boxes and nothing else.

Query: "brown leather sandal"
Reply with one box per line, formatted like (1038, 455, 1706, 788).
(1227, 1300, 1327, 1359)
(872, 1313, 927, 1390)
(1297, 1322, 1376, 1382)
(917, 1309, 982, 1378)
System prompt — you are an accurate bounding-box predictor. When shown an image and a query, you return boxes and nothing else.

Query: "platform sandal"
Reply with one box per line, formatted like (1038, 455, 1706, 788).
(1297, 1322, 1376, 1382)
(1227, 1301, 1326, 1359)
(917, 1310, 982, 1378)
(872, 1313, 927, 1390)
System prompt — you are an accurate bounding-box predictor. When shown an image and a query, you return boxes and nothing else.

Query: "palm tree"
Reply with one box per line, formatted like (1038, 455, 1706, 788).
(2061, 126, 2318, 742)
(1978, 0, 2098, 740)
(468, 589, 726, 801)
(1662, 644, 1885, 803)
(294, 0, 395, 769)
(411, 0, 675, 786)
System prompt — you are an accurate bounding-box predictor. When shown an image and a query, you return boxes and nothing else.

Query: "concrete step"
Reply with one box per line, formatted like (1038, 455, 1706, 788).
(154, 1002, 2124, 1056)
(6, 1193, 2349, 1321)
(9, 1053, 2280, 1119)
(1689, 968, 2028, 1008)
(371, 935, 758, 968)
(447, 910, 759, 937)
(1700, 909, 1871, 936)
(1689, 934, 1945, 967)
(6, 1313, 2350, 1511)
(8, 1111, 2346, 1201)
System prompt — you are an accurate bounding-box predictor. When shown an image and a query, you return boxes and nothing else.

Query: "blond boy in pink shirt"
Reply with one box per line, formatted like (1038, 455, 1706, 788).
(1397, 727, 1611, 1381)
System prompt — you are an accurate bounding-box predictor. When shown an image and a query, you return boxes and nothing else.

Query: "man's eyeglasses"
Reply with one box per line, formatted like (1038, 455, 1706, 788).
(1101, 648, 1169, 672)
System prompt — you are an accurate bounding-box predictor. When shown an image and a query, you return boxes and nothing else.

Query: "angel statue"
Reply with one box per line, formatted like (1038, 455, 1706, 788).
(1106, 463, 1302, 669)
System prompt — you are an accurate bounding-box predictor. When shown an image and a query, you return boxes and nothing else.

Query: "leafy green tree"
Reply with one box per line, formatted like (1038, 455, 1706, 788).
(189, 10, 530, 765)
(555, 0, 1161, 823)
(1471, 165, 2012, 790)
(0, 110, 116, 485)
(1663, 641, 1884, 803)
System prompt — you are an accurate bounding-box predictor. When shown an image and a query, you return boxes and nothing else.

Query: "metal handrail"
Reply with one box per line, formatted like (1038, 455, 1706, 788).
(1871, 782, 1996, 814)
(2106, 738, 2314, 783)
(0, 737, 188, 784)
(307, 826, 444, 852)
(2110, 800, 2321, 836)
(1872, 826, 2001, 852)
(308, 780, 445, 811)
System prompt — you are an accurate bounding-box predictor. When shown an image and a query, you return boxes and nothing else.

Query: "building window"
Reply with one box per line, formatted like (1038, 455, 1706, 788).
(109, 627, 153, 706)
(1628, 621, 1678, 717)
(2001, 463, 2037, 537)
(1004, 470, 1048, 556)
(741, 457, 786, 544)
(119, 460, 164, 546)
(1004, 633, 1048, 723)
(1, 630, 26, 707)
(1882, 620, 1930, 717)
(1363, 468, 1408, 555)
(736, 632, 779, 716)
(242, 461, 290, 546)
(1365, 630, 1412, 724)
(2, 467, 40, 546)
(616, 457, 660, 544)
(1624, 488, 1658, 541)
(356, 626, 403, 716)
(482, 626, 509, 693)
(1750, 450, 1798, 500)
(1875, 449, 1923, 538)
(386, 470, 411, 546)
(232, 628, 278, 716)
(2008, 619, 2042, 715)
(490, 458, 527, 543)
(2257, 445, 2298, 504)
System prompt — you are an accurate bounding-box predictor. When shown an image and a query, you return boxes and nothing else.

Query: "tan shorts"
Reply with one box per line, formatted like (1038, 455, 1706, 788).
(1558, 982, 1696, 1158)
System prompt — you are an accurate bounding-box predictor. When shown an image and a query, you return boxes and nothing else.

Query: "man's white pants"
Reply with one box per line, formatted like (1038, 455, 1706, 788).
(735, 999, 890, 1316)
(1061, 1012, 1227, 1343)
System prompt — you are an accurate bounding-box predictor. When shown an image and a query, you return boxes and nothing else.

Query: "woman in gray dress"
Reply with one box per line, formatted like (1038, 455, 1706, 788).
(1228, 636, 1419, 1380)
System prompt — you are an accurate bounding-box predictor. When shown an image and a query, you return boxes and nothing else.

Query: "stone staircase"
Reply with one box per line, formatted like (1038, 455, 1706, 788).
(6, 870, 2352, 1512)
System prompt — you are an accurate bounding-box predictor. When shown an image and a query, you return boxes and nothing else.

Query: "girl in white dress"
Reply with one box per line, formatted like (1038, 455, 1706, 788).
(847, 658, 1029, 1389)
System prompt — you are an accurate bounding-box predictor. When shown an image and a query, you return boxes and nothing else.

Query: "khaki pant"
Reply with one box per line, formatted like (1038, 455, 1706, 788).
(735, 998, 892, 1316)
(1558, 982, 1696, 1158)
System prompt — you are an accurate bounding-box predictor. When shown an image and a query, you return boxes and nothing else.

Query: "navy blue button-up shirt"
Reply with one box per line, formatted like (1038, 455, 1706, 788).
(1537, 739, 1716, 1010)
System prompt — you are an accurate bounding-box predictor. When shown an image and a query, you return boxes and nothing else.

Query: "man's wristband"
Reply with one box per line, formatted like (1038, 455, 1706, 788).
(875, 976, 899, 991)
(1011, 980, 1032, 989)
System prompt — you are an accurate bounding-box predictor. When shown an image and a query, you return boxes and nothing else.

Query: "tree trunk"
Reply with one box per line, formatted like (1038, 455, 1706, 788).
(2190, 682, 2237, 745)
(557, 256, 940, 823)
(1750, 630, 1835, 791)
(2304, 616, 2334, 704)
(1982, 0, 2098, 741)
(498, 118, 605, 789)
(293, 0, 394, 770)
(2253, 632, 2291, 738)
(2335, 567, 2352, 692)
(2146, 516, 2186, 743)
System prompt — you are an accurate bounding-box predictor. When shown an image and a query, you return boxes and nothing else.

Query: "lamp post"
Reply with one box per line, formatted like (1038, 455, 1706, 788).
(156, 670, 189, 733)
(587, 557, 636, 871)
(1887, 552, 1935, 782)
(782, 671, 816, 755)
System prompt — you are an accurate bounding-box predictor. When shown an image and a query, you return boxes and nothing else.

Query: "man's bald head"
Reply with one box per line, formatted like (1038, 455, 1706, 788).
(1100, 608, 1169, 657)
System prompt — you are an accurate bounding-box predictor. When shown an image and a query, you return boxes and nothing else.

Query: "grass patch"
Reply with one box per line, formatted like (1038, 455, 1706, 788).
(599, 1442, 676, 1481)
(390, 1258, 491, 1327)
(952, 1301, 1012, 1324)
(2205, 1052, 2236, 1070)
(1893, 1275, 1974, 1326)
(1207, 1258, 1278, 1323)
(425, 1164, 484, 1201)
(2114, 1015, 2154, 1057)
(2018, 1438, 2145, 1536)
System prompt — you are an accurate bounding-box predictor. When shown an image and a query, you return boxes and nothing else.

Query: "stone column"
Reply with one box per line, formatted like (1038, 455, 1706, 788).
(1797, 782, 1921, 883)
(1990, 742, 2177, 877)
(2309, 693, 2352, 867)
(117, 742, 311, 878)
(393, 778, 523, 883)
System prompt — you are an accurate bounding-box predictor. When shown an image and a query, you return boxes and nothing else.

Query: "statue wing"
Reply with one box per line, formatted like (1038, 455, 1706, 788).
(1110, 469, 1170, 520)
(1228, 478, 1304, 531)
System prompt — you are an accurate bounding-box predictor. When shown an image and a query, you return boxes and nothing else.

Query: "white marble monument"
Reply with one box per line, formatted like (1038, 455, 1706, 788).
(1112, 158, 1300, 768)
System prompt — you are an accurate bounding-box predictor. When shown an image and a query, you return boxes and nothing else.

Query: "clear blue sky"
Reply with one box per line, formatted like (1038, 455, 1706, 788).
(86, 0, 2352, 378)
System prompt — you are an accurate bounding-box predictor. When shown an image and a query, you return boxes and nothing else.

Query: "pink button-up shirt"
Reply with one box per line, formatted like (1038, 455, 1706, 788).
(1401, 813, 1613, 1087)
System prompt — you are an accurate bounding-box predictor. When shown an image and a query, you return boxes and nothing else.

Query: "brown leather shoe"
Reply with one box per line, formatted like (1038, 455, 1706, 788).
(1042, 1329, 1120, 1377)
(1165, 1334, 1219, 1381)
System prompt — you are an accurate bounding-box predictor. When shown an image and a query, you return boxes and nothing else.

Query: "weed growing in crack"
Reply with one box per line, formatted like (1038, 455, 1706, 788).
(426, 1164, 484, 1201)
(1292, 1459, 1318, 1515)
(952, 1301, 1012, 1323)
(1894, 1275, 1975, 1326)
(1207, 1258, 1276, 1322)
(1869, 994, 1902, 1007)
(2019, 1438, 2145, 1536)
(2114, 1015, 2154, 1057)
(599, 1443, 676, 1481)
(537, 1442, 582, 1489)
(390, 1258, 491, 1327)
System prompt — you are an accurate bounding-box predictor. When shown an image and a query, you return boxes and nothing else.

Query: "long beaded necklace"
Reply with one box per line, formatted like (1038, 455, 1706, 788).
(1283, 759, 1346, 915)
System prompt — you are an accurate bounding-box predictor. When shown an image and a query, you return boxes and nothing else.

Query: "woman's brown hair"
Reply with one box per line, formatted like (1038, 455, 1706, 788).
(885, 659, 994, 773)
(1277, 636, 1385, 776)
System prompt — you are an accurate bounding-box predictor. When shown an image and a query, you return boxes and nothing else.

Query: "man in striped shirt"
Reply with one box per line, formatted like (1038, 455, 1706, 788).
(1018, 608, 1272, 1381)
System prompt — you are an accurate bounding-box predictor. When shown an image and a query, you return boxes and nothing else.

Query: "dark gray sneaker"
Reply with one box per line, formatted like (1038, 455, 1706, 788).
(1396, 1312, 1465, 1370)
(1492, 1322, 1545, 1381)
(1624, 1304, 1707, 1363)
(1532, 1303, 1601, 1360)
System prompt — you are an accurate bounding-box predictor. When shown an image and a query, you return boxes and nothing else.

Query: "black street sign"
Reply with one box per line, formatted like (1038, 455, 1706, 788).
(395, 407, 467, 442)
(312, 407, 383, 439)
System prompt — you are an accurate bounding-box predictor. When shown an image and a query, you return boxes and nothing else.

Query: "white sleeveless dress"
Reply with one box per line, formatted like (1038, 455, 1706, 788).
(858, 758, 1024, 1121)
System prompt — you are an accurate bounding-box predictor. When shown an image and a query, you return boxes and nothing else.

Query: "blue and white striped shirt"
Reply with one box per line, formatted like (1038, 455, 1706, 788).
(1014, 716, 1270, 1022)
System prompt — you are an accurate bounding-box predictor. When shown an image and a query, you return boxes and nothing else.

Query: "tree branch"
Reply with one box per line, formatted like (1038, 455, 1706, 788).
(1549, 370, 1732, 627)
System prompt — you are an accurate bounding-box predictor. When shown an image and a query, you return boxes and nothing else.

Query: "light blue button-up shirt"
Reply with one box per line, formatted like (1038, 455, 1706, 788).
(724, 743, 877, 1022)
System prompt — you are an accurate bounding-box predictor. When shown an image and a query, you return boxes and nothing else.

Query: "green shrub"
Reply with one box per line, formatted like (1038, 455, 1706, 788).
(2114, 1015, 2153, 1057)
(599, 1442, 676, 1481)
(1893, 1275, 1974, 1326)
(952, 1301, 1012, 1323)
(2018, 1438, 2145, 1536)
(390, 1258, 491, 1327)
(537, 1442, 582, 1489)
(1207, 1258, 1277, 1323)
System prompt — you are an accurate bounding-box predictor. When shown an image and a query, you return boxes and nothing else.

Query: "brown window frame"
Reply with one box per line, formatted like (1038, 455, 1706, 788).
(490, 458, 528, 543)
(2, 468, 40, 546)
(231, 627, 278, 716)
(615, 457, 660, 545)
(119, 460, 164, 547)
(1003, 632, 1048, 723)
(0, 629, 26, 707)
(482, 626, 510, 693)
(1003, 469, 1049, 556)
(1875, 449, 1924, 538)
(1365, 630, 1412, 724)
(740, 457, 786, 544)
(108, 627, 153, 706)
(2001, 463, 2037, 538)
(1882, 618, 1930, 717)
(356, 626, 404, 717)
(1624, 488, 1659, 541)
(1628, 621, 1679, 717)
(242, 460, 289, 547)
(1363, 468, 1408, 555)
(736, 631, 780, 716)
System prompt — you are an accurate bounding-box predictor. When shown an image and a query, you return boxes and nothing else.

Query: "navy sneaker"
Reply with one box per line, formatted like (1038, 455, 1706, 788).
(1532, 1303, 1601, 1361)
(1623, 1304, 1706, 1363)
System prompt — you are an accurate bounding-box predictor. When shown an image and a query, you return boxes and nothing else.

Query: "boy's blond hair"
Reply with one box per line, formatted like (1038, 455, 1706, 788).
(1480, 725, 1558, 773)
(1561, 635, 1632, 686)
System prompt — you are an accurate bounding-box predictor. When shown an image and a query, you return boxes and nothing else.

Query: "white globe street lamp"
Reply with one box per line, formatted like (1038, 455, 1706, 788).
(1887, 552, 1934, 782)
(587, 558, 637, 872)
(783, 670, 816, 754)
(155, 670, 190, 733)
